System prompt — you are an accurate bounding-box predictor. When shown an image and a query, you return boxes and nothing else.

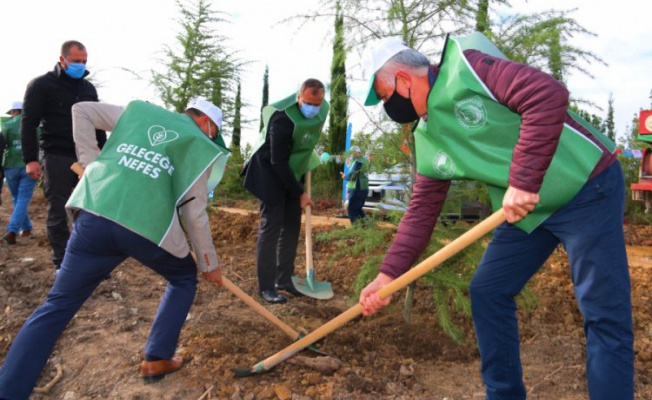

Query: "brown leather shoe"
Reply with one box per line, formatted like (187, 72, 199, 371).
(140, 356, 184, 382)
(19, 230, 31, 238)
(3, 232, 16, 245)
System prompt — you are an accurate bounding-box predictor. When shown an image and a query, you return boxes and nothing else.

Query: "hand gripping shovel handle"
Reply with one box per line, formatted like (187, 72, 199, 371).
(234, 209, 506, 376)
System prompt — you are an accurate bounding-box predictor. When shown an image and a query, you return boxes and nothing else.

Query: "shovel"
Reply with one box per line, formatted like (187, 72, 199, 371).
(190, 254, 326, 355)
(292, 171, 334, 299)
(220, 277, 326, 355)
(233, 208, 506, 376)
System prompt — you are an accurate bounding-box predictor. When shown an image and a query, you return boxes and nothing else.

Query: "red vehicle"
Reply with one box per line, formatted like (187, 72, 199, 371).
(630, 110, 652, 213)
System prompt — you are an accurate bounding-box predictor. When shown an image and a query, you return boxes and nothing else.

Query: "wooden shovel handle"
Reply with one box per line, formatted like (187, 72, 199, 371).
(190, 252, 299, 339)
(249, 208, 506, 373)
(305, 171, 313, 273)
(221, 277, 298, 338)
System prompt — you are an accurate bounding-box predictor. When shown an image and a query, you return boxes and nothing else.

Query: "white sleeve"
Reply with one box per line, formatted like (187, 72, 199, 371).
(71, 102, 124, 166)
(180, 169, 219, 272)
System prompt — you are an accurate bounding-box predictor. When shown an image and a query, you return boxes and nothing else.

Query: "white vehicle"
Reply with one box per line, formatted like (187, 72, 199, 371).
(364, 169, 410, 212)
(343, 165, 410, 213)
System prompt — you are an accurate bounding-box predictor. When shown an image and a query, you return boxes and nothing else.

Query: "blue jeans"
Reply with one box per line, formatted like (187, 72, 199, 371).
(4, 167, 37, 234)
(469, 161, 633, 400)
(0, 211, 198, 399)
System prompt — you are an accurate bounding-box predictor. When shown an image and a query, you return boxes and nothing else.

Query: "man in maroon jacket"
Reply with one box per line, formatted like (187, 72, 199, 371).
(358, 35, 633, 400)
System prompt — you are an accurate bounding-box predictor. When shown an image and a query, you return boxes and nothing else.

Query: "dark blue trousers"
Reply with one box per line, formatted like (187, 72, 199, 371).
(347, 189, 367, 224)
(42, 153, 79, 268)
(0, 211, 198, 399)
(469, 162, 634, 400)
(256, 194, 302, 292)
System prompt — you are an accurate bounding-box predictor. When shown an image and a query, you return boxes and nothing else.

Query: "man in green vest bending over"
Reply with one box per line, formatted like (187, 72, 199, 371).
(0, 98, 230, 398)
(357, 35, 633, 400)
(242, 78, 329, 304)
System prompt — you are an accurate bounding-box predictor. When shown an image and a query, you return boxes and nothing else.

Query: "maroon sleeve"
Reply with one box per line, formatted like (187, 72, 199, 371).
(379, 174, 451, 279)
(464, 49, 570, 193)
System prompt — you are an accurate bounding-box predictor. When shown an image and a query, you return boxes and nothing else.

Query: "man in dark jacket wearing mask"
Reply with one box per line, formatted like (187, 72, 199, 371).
(21, 40, 106, 274)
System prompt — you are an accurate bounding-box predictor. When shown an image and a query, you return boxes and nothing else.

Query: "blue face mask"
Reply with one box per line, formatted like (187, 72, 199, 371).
(64, 62, 86, 79)
(299, 103, 321, 119)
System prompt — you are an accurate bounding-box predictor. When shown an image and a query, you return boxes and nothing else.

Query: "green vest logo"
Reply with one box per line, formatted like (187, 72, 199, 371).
(433, 150, 456, 178)
(454, 96, 487, 130)
(148, 125, 180, 146)
(301, 131, 313, 145)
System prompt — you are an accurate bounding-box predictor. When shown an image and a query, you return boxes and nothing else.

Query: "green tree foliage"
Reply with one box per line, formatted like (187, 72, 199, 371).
(490, 8, 605, 85)
(231, 82, 242, 150)
(316, 218, 536, 342)
(475, 0, 490, 34)
(218, 84, 252, 201)
(151, 0, 242, 124)
(259, 65, 269, 132)
(325, 3, 350, 197)
(214, 147, 253, 202)
(605, 94, 615, 141)
(547, 27, 563, 81)
(570, 106, 605, 133)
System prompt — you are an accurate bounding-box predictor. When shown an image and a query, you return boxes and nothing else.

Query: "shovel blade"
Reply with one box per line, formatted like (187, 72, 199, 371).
(292, 276, 333, 300)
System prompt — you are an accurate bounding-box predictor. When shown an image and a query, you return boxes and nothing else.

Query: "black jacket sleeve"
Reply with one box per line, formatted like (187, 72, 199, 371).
(20, 77, 46, 163)
(269, 112, 304, 197)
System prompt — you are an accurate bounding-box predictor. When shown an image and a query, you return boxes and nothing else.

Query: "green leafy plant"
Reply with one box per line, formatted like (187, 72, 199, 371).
(316, 216, 538, 343)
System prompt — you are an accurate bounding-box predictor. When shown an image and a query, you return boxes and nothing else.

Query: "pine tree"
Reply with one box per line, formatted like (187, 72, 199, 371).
(259, 65, 269, 132)
(326, 2, 349, 196)
(475, 0, 491, 35)
(606, 94, 615, 141)
(548, 28, 563, 82)
(151, 0, 241, 124)
(231, 82, 242, 150)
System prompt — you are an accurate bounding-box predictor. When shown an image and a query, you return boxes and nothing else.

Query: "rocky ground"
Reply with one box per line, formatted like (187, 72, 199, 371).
(0, 189, 650, 399)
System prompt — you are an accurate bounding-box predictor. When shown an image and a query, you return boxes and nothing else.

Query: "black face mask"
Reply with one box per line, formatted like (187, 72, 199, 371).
(383, 77, 419, 124)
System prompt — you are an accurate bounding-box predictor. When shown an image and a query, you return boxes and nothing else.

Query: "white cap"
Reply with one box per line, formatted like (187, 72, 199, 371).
(6, 100, 23, 114)
(185, 97, 223, 130)
(350, 146, 361, 153)
(362, 37, 411, 106)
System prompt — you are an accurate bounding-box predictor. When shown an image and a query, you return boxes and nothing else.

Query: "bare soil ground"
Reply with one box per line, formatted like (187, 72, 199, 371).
(0, 190, 650, 399)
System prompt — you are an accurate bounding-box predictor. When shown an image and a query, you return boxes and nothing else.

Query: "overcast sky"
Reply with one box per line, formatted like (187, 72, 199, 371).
(2, 0, 651, 147)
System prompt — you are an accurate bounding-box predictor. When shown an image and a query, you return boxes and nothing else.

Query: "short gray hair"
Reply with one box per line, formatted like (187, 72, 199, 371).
(376, 49, 430, 87)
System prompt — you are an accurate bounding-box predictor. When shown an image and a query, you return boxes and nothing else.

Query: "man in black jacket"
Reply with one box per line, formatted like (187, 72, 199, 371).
(241, 79, 328, 304)
(21, 40, 106, 274)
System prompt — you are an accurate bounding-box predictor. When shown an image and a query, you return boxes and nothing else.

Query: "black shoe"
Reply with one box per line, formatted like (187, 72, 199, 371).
(259, 290, 287, 304)
(276, 282, 304, 297)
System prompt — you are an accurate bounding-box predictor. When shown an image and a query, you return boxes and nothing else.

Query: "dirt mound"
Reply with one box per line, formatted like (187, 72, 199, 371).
(0, 191, 650, 399)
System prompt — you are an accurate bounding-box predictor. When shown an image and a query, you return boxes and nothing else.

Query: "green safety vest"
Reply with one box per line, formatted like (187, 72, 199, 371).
(249, 93, 330, 181)
(346, 156, 369, 190)
(415, 32, 616, 232)
(67, 100, 230, 246)
(0, 115, 26, 168)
